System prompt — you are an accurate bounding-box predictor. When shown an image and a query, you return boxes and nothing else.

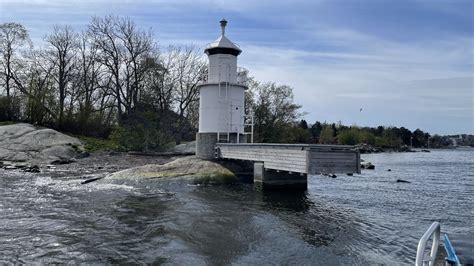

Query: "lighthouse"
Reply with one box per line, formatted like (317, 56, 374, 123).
(196, 19, 249, 159)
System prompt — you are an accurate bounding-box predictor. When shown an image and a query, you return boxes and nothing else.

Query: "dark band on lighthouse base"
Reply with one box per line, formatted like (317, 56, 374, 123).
(205, 47, 241, 56)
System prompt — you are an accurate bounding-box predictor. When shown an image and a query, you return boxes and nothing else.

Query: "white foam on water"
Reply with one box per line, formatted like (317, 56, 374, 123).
(33, 175, 136, 193)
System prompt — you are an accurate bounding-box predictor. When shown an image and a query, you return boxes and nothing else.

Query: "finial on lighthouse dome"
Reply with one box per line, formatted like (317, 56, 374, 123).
(220, 18, 227, 35)
(204, 18, 242, 56)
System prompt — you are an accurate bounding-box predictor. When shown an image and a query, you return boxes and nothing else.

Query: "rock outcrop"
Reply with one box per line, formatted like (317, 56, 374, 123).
(106, 156, 238, 184)
(360, 161, 375, 170)
(354, 143, 383, 154)
(0, 123, 87, 165)
(173, 141, 196, 154)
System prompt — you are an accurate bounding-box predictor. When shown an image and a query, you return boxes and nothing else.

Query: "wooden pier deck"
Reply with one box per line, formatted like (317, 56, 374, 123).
(215, 143, 361, 175)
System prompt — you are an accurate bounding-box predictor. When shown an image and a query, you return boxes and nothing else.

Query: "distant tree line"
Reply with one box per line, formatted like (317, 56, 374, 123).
(245, 81, 469, 149)
(267, 118, 471, 149)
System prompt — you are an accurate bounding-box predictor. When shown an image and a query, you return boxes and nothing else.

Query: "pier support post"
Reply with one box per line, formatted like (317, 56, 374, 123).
(253, 162, 307, 190)
(196, 133, 247, 160)
(196, 133, 217, 159)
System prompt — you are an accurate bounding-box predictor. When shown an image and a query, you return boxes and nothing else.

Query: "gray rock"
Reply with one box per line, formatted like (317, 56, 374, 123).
(0, 123, 86, 165)
(41, 146, 78, 160)
(173, 141, 196, 154)
(23, 165, 40, 173)
(361, 161, 375, 170)
(106, 156, 238, 185)
(354, 143, 384, 153)
(396, 179, 411, 183)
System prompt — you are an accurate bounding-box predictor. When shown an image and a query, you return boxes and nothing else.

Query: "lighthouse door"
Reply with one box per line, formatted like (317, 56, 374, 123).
(230, 100, 243, 133)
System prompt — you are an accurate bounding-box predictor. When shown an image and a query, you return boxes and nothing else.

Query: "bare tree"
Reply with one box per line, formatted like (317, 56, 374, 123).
(89, 15, 155, 120)
(75, 31, 105, 125)
(156, 49, 180, 111)
(89, 16, 124, 120)
(164, 46, 205, 143)
(141, 56, 166, 109)
(116, 18, 154, 110)
(0, 22, 30, 119)
(45, 25, 78, 127)
(10, 50, 57, 124)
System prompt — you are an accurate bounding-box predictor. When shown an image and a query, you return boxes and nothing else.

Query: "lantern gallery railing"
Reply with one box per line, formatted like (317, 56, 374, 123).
(236, 67, 249, 85)
(198, 67, 249, 86)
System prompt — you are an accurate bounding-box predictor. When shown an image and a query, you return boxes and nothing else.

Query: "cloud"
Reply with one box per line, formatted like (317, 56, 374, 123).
(238, 29, 473, 134)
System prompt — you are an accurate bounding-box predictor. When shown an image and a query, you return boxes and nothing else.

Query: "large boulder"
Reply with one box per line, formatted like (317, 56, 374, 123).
(173, 140, 196, 154)
(0, 123, 86, 164)
(106, 156, 238, 184)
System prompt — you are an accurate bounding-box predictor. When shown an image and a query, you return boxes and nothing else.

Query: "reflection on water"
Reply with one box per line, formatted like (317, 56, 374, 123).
(1, 149, 472, 265)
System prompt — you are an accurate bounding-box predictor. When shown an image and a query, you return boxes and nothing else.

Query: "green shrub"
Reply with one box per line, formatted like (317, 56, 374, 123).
(109, 125, 175, 152)
(337, 128, 359, 145)
(0, 121, 17, 126)
(319, 126, 335, 144)
(0, 96, 21, 122)
(76, 135, 120, 152)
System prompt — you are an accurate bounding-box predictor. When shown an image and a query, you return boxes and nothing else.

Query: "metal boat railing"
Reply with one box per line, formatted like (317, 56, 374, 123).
(444, 234, 461, 265)
(415, 222, 440, 266)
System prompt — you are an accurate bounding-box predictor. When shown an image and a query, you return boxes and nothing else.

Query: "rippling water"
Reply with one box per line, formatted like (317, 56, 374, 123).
(1, 149, 472, 264)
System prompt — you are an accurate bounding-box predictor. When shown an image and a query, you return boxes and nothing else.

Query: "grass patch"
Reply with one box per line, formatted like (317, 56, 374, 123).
(75, 135, 120, 153)
(0, 121, 18, 126)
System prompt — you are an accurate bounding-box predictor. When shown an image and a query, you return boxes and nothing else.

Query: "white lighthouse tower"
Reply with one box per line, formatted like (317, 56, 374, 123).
(196, 19, 248, 159)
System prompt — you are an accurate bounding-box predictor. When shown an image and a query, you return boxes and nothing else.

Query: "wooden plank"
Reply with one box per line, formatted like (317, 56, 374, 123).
(221, 152, 306, 159)
(308, 149, 359, 174)
(221, 151, 306, 159)
(225, 149, 306, 155)
(311, 153, 356, 156)
(309, 163, 358, 174)
(225, 157, 306, 164)
(222, 151, 306, 157)
(264, 163, 306, 173)
(311, 156, 357, 160)
(235, 150, 305, 154)
(310, 157, 357, 161)
(311, 153, 357, 157)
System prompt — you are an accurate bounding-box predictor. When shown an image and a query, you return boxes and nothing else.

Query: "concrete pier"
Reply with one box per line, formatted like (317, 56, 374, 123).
(253, 162, 308, 190)
(196, 133, 218, 159)
(196, 133, 247, 160)
(216, 143, 360, 190)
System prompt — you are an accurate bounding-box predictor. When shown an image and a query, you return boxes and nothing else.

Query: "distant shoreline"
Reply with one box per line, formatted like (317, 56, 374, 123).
(355, 144, 472, 154)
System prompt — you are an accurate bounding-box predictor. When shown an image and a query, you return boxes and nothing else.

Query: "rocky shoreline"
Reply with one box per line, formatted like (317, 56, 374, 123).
(0, 124, 242, 183)
(0, 123, 88, 165)
(354, 143, 433, 154)
(1, 123, 441, 180)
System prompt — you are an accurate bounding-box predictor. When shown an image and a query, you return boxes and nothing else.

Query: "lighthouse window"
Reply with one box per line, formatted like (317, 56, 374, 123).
(236, 107, 239, 110)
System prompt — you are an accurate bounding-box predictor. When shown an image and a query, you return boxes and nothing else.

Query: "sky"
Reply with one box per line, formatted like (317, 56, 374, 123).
(1, 0, 473, 134)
